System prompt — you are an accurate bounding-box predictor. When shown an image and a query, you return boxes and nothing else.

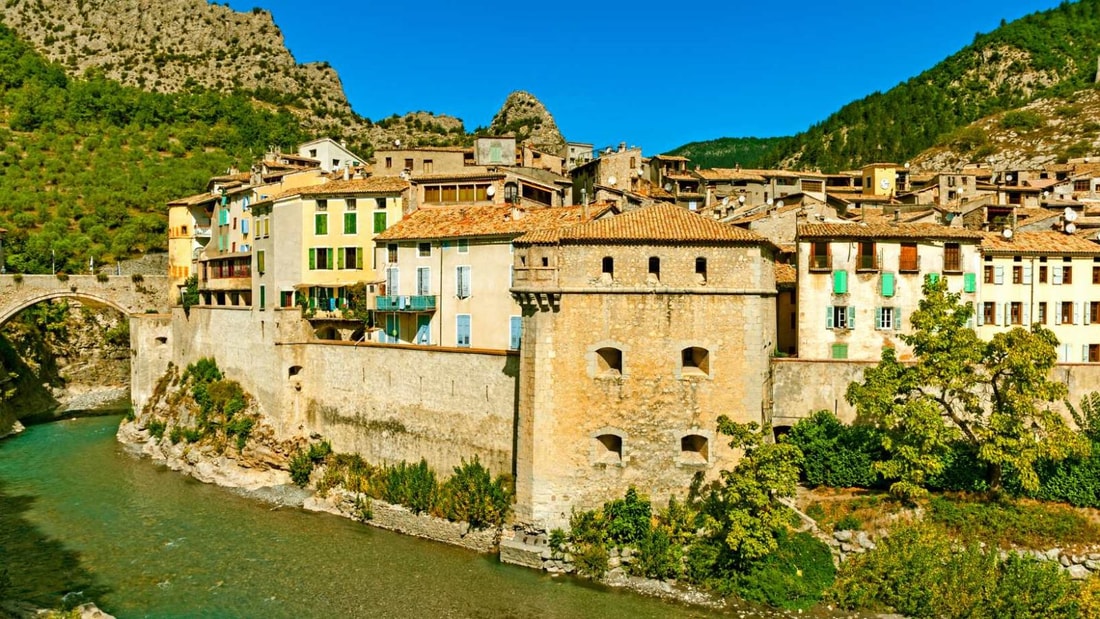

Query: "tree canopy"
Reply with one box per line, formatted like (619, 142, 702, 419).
(846, 278, 1086, 498)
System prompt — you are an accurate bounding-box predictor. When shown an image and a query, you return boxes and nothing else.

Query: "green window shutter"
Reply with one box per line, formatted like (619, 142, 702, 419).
(964, 272, 976, 293)
(315, 213, 327, 235)
(309, 248, 316, 270)
(329, 248, 336, 270)
(344, 212, 356, 235)
(374, 211, 387, 233)
(257, 250, 265, 273)
(831, 344, 847, 360)
(259, 285, 265, 309)
(826, 306, 834, 329)
(337, 248, 345, 269)
(894, 307, 902, 330)
(881, 272, 895, 297)
(355, 247, 363, 269)
(927, 272, 940, 286)
(847, 306, 856, 329)
(833, 270, 848, 294)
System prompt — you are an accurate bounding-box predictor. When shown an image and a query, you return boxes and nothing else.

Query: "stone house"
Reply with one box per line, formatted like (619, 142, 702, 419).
(795, 222, 983, 361)
(372, 204, 593, 350)
(570, 144, 645, 206)
(297, 137, 366, 173)
(510, 203, 778, 528)
(371, 146, 474, 178)
(976, 231, 1100, 362)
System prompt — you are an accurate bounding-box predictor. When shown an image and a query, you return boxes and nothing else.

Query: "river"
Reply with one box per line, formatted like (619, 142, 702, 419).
(0, 415, 834, 618)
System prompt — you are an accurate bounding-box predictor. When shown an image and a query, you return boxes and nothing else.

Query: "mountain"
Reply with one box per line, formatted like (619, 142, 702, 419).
(665, 136, 787, 170)
(484, 91, 565, 151)
(911, 86, 1100, 171)
(668, 0, 1100, 172)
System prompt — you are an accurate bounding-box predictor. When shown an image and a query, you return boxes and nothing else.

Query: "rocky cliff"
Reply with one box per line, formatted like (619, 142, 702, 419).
(485, 90, 565, 151)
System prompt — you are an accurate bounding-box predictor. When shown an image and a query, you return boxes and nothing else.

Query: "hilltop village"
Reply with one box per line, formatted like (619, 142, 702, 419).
(154, 136, 1100, 530)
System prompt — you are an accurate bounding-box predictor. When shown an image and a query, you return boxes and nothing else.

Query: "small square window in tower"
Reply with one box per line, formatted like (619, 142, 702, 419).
(595, 347, 623, 377)
(594, 434, 622, 465)
(601, 256, 614, 283)
(648, 257, 660, 284)
(681, 347, 710, 377)
(680, 434, 709, 465)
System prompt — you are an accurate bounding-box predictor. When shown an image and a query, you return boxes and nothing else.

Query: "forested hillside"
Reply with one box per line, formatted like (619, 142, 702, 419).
(671, 0, 1100, 172)
(0, 23, 310, 273)
(665, 136, 785, 170)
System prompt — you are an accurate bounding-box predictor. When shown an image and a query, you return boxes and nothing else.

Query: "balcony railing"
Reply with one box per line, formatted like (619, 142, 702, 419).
(855, 254, 879, 272)
(376, 295, 437, 312)
(809, 255, 831, 271)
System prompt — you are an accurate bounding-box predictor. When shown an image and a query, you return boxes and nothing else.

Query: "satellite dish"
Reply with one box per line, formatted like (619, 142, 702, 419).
(1065, 207, 1079, 222)
(1066, 222, 1078, 234)
(879, 178, 890, 190)
(721, 197, 730, 207)
(486, 185, 496, 197)
(664, 183, 672, 192)
(766, 198, 774, 206)
(738, 195, 746, 204)
(1043, 191, 1050, 199)
(1002, 228, 1014, 239)
(904, 162, 911, 169)
(607, 176, 617, 186)
(394, 139, 401, 147)
(1006, 174, 1014, 182)
(776, 200, 785, 209)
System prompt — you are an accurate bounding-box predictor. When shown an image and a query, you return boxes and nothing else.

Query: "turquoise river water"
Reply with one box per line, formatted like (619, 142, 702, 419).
(0, 415, 838, 618)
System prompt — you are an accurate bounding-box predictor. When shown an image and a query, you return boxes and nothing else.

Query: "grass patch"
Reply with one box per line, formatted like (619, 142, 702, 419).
(927, 495, 1100, 548)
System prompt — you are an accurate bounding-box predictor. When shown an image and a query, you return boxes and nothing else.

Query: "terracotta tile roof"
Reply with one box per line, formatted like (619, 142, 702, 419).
(694, 168, 767, 182)
(375, 205, 590, 241)
(553, 203, 769, 244)
(666, 173, 698, 181)
(298, 177, 409, 195)
(374, 146, 472, 153)
(653, 154, 690, 161)
(980, 231, 1100, 255)
(168, 191, 218, 207)
(775, 262, 797, 286)
(798, 222, 983, 240)
(410, 171, 507, 182)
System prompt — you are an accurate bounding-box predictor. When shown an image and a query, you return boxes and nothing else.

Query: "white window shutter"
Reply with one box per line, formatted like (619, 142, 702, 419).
(1077, 302, 1084, 325)
(1056, 302, 1063, 325)
(995, 266, 1004, 285)
(1054, 265, 1064, 285)
(1085, 344, 1091, 363)
(977, 306, 985, 326)
(875, 307, 883, 330)
(1003, 303, 1010, 326)
(1086, 304, 1092, 325)
(848, 306, 856, 329)
(894, 307, 902, 331)
(826, 306, 834, 329)
(1023, 265, 1033, 284)
(1023, 304, 1031, 326)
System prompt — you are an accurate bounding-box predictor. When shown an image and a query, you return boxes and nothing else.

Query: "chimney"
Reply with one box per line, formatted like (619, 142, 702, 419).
(893, 209, 900, 225)
(619, 142, 626, 153)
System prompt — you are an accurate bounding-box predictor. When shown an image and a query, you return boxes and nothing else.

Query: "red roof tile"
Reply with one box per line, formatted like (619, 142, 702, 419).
(798, 222, 983, 240)
(555, 203, 769, 244)
(375, 205, 590, 241)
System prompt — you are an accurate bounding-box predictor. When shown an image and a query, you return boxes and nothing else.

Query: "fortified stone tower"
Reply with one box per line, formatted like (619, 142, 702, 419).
(510, 204, 779, 529)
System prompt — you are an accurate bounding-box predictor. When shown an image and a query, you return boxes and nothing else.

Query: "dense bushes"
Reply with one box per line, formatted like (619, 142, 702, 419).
(313, 454, 513, 529)
(829, 524, 1083, 618)
(783, 410, 884, 488)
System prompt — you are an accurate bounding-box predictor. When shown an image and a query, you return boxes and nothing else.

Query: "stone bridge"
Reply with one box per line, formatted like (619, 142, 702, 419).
(0, 274, 169, 325)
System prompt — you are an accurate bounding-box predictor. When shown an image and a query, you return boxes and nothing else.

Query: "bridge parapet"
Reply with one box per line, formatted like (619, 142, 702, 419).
(0, 274, 169, 325)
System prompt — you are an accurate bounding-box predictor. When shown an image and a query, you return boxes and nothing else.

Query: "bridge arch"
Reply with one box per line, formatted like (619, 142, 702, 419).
(0, 291, 133, 328)
(0, 275, 169, 328)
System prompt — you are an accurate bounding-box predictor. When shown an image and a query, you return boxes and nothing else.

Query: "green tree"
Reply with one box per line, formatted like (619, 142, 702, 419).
(846, 278, 1087, 498)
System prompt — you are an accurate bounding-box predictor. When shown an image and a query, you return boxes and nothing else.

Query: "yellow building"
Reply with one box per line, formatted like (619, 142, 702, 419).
(372, 205, 593, 349)
(861, 163, 907, 197)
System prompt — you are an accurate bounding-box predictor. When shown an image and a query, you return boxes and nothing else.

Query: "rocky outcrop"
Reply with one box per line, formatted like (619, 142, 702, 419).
(486, 91, 565, 152)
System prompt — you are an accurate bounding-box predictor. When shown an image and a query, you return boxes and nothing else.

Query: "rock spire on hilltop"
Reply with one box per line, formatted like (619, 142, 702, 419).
(486, 91, 565, 152)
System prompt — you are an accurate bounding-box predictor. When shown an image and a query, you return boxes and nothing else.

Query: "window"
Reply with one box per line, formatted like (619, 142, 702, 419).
(387, 243, 398, 264)
(984, 265, 995, 284)
(509, 316, 522, 350)
(373, 211, 387, 233)
(1012, 266, 1022, 284)
(828, 305, 853, 329)
(456, 315, 471, 347)
(281, 291, 295, 308)
(1092, 302, 1100, 324)
(899, 243, 918, 272)
(309, 247, 333, 270)
(521, 183, 553, 206)
(602, 256, 614, 282)
(1011, 302, 1023, 325)
(1065, 265, 1074, 284)
(1062, 301, 1074, 324)
(456, 265, 471, 298)
(259, 285, 266, 310)
(881, 272, 895, 297)
(458, 239, 469, 253)
(680, 434, 709, 465)
(1094, 266, 1100, 284)
(594, 433, 622, 464)
(315, 213, 328, 235)
(944, 243, 961, 272)
(404, 158, 413, 170)
(416, 266, 430, 295)
(417, 242, 431, 257)
(695, 257, 707, 284)
(648, 257, 660, 284)
(964, 272, 977, 293)
(1040, 266, 1048, 283)
(833, 270, 848, 294)
(423, 159, 433, 174)
(596, 347, 623, 376)
(256, 250, 265, 274)
(856, 242, 876, 270)
(1091, 344, 1100, 363)
(344, 212, 357, 235)
(831, 343, 848, 359)
(385, 157, 392, 169)
(1039, 302, 1047, 324)
(385, 267, 399, 296)
(342, 247, 362, 270)
(680, 347, 710, 377)
(983, 302, 996, 325)
(876, 307, 900, 330)
(809, 241, 830, 270)
(316, 199, 328, 211)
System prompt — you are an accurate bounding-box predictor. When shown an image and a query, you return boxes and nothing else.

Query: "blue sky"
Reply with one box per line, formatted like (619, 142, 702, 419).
(220, 0, 1063, 155)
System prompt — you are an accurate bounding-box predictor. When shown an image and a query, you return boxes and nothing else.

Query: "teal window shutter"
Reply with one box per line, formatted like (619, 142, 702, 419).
(826, 306, 834, 329)
(309, 248, 316, 270)
(927, 273, 940, 285)
(875, 307, 883, 329)
(964, 272, 976, 293)
(847, 306, 856, 329)
(833, 270, 848, 294)
(894, 307, 902, 330)
(881, 272, 895, 297)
